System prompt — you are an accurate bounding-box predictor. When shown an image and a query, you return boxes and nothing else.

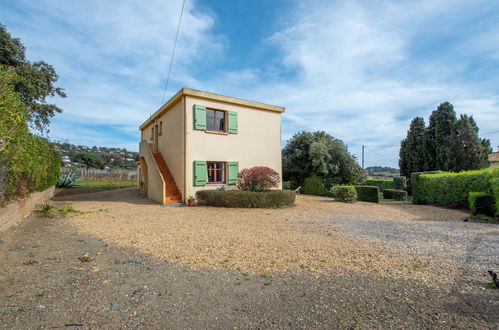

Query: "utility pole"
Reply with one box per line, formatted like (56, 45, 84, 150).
(362, 145, 365, 169)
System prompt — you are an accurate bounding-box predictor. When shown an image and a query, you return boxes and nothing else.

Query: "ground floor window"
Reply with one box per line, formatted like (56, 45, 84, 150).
(207, 161, 225, 183)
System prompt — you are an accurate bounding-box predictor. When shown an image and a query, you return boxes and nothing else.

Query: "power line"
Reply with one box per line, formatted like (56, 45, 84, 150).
(161, 0, 186, 104)
(482, 130, 499, 135)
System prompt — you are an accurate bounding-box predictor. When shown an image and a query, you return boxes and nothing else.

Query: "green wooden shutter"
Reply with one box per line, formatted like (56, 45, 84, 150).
(193, 105, 206, 130)
(228, 111, 238, 134)
(193, 161, 207, 186)
(227, 162, 239, 185)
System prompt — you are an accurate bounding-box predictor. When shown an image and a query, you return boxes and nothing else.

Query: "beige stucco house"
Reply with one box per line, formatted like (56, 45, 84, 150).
(138, 88, 285, 204)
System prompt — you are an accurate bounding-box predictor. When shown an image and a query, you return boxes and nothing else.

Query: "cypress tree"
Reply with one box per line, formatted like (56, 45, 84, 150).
(451, 116, 486, 171)
(399, 117, 426, 178)
(424, 102, 457, 171)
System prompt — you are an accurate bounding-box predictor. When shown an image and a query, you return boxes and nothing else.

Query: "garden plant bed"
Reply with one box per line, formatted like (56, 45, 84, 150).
(0, 188, 497, 328)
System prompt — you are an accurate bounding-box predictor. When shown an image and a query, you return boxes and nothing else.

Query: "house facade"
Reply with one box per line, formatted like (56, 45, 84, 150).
(489, 148, 499, 168)
(138, 88, 285, 204)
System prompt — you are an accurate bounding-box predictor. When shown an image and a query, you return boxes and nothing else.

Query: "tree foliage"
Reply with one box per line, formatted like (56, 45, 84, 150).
(282, 131, 366, 188)
(399, 102, 492, 176)
(0, 67, 59, 204)
(74, 152, 104, 170)
(399, 117, 426, 178)
(0, 23, 65, 132)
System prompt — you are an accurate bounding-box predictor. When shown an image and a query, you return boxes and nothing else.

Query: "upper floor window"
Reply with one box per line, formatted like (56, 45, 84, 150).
(206, 109, 226, 132)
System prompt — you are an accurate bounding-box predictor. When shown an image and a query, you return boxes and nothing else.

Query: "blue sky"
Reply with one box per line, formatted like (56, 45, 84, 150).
(1, 0, 498, 167)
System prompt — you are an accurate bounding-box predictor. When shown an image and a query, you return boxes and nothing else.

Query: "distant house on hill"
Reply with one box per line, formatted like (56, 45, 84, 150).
(489, 147, 499, 168)
(137, 88, 284, 204)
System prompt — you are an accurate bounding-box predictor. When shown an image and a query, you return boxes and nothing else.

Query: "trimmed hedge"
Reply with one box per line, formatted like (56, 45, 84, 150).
(354, 186, 379, 203)
(491, 178, 499, 215)
(301, 175, 327, 196)
(414, 168, 499, 208)
(365, 179, 394, 191)
(331, 186, 357, 202)
(383, 189, 408, 201)
(195, 190, 296, 208)
(411, 171, 442, 204)
(393, 176, 407, 191)
(468, 192, 496, 216)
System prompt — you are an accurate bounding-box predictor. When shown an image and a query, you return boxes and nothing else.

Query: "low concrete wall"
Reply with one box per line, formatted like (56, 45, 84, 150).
(0, 186, 55, 232)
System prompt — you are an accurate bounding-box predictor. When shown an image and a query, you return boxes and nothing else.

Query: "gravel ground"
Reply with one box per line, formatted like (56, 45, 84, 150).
(0, 188, 497, 328)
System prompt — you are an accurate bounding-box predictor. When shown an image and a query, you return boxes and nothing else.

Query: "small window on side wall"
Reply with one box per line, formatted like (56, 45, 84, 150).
(150, 126, 154, 140)
(159, 121, 163, 135)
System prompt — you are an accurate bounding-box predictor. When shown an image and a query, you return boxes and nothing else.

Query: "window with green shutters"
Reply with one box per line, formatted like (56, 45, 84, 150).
(193, 104, 238, 134)
(193, 161, 207, 186)
(228, 162, 239, 184)
(193, 105, 206, 130)
(228, 111, 238, 134)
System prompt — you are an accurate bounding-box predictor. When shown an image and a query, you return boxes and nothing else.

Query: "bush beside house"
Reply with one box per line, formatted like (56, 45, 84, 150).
(196, 190, 295, 208)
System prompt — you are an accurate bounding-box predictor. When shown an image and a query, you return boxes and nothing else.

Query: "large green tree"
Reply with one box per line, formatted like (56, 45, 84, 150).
(400, 102, 492, 174)
(451, 115, 490, 171)
(399, 117, 426, 178)
(74, 152, 104, 170)
(0, 23, 65, 132)
(424, 102, 457, 171)
(282, 131, 366, 188)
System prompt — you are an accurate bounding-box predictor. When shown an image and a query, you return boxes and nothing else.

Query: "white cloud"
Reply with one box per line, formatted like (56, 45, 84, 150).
(2, 0, 223, 149)
(199, 0, 499, 166)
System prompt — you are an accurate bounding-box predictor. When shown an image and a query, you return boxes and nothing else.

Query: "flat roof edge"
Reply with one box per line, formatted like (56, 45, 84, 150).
(139, 88, 285, 130)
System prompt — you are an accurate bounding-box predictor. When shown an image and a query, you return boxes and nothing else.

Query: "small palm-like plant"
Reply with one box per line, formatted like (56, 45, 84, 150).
(37, 202, 54, 216)
(56, 170, 82, 188)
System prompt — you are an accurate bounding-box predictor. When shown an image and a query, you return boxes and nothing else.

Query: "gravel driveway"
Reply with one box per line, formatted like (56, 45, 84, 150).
(0, 188, 497, 328)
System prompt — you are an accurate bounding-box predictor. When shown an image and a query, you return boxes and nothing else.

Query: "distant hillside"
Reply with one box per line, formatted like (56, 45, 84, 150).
(365, 166, 399, 178)
(54, 141, 139, 170)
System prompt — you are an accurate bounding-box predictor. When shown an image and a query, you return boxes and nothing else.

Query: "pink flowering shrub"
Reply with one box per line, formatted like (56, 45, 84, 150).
(237, 166, 280, 192)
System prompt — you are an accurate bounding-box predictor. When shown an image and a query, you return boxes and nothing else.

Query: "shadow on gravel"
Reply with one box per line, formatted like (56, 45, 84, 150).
(0, 212, 497, 329)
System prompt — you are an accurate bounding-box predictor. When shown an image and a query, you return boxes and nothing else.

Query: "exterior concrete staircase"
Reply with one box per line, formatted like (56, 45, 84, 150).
(153, 153, 182, 204)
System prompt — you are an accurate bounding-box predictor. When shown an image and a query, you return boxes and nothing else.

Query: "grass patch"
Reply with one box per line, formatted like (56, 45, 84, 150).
(58, 204, 86, 217)
(77, 180, 137, 190)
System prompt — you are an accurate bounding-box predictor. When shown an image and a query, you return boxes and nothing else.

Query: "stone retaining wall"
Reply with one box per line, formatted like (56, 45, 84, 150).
(0, 186, 55, 232)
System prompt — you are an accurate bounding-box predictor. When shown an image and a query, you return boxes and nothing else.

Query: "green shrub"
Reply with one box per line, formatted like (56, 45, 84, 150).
(365, 179, 394, 191)
(301, 175, 327, 196)
(195, 190, 295, 208)
(383, 189, 408, 201)
(491, 178, 499, 215)
(354, 186, 379, 203)
(410, 171, 441, 204)
(282, 181, 291, 190)
(414, 168, 499, 208)
(468, 192, 496, 216)
(393, 176, 407, 190)
(330, 186, 357, 202)
(0, 68, 60, 205)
